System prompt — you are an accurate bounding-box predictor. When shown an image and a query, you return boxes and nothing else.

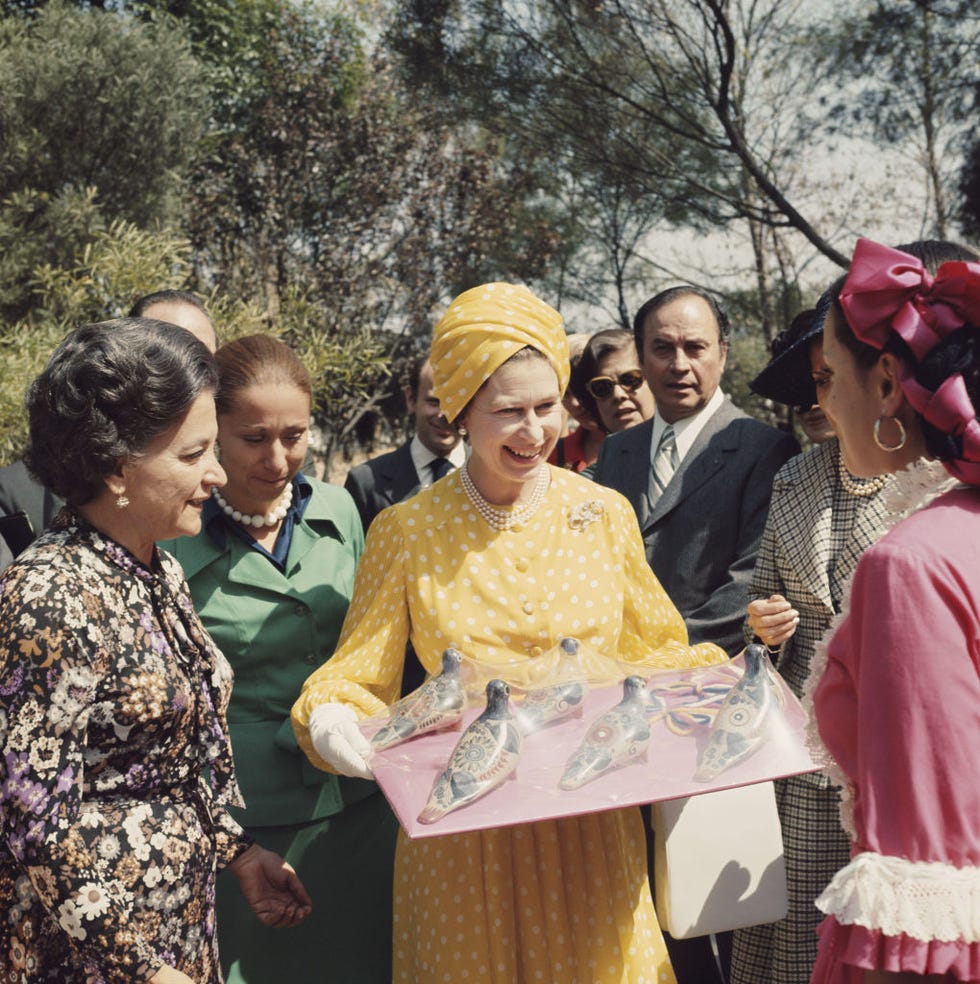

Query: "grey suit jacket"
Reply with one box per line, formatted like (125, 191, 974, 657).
(343, 441, 421, 534)
(593, 398, 799, 655)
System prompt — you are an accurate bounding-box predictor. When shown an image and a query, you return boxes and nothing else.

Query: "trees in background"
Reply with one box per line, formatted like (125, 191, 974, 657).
(0, 4, 207, 324)
(2, 0, 979, 460)
(385, 0, 980, 427)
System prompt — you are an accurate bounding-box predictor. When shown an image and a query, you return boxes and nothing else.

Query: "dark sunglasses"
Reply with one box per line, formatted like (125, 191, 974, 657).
(586, 369, 645, 400)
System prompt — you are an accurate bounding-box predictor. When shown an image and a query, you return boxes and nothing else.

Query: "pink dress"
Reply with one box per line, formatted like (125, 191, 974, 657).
(811, 484, 980, 981)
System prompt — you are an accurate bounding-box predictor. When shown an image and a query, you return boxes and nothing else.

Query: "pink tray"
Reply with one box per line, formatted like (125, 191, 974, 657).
(365, 658, 820, 839)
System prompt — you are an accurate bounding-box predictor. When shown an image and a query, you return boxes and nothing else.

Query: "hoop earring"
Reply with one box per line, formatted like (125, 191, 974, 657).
(873, 415, 907, 452)
(115, 494, 130, 509)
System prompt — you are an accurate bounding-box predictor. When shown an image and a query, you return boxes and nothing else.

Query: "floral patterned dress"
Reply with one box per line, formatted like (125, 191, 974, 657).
(0, 513, 251, 983)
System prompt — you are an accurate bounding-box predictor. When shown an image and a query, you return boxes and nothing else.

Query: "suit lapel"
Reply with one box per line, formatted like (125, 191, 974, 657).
(642, 403, 733, 532)
(380, 442, 422, 504)
(613, 420, 655, 528)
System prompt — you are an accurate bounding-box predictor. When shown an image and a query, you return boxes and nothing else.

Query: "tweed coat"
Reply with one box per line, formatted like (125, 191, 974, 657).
(593, 398, 799, 655)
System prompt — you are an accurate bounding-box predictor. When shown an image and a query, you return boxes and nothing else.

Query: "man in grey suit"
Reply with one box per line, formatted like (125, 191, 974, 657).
(594, 286, 798, 983)
(595, 285, 797, 655)
(344, 357, 465, 533)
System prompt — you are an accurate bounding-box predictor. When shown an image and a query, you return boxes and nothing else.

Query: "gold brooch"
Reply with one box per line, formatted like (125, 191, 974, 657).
(568, 500, 604, 531)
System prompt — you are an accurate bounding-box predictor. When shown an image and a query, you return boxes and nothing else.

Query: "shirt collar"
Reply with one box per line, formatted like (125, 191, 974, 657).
(409, 434, 467, 485)
(650, 387, 725, 466)
(203, 472, 313, 557)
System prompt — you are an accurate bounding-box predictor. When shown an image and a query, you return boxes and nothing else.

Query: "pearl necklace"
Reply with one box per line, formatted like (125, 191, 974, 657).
(460, 463, 549, 531)
(212, 482, 293, 527)
(838, 452, 888, 498)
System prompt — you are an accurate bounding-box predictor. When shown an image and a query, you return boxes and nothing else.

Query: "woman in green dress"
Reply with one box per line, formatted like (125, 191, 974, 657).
(163, 334, 397, 984)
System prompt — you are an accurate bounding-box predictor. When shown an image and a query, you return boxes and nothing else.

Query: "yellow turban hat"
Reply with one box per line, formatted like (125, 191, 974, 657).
(430, 282, 568, 423)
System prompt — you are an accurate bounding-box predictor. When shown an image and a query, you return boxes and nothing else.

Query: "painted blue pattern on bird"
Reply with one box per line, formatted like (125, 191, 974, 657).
(516, 680, 587, 735)
(371, 648, 466, 751)
(418, 679, 522, 824)
(559, 675, 651, 790)
(694, 643, 783, 781)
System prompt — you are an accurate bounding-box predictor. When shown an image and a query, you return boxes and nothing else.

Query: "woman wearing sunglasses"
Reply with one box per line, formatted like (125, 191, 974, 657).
(574, 328, 656, 434)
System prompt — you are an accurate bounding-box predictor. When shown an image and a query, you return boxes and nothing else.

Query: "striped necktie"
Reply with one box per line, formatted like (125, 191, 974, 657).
(650, 425, 678, 501)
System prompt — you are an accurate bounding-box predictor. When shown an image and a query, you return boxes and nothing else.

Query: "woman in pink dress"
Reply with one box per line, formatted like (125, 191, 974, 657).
(807, 238, 980, 982)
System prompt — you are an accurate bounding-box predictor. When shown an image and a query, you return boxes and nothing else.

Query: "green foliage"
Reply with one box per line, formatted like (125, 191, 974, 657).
(0, 320, 66, 464)
(0, 220, 200, 464)
(0, 2, 209, 321)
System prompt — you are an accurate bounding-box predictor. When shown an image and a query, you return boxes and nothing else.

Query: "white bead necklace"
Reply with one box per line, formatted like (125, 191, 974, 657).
(837, 452, 888, 498)
(212, 482, 293, 528)
(460, 463, 549, 531)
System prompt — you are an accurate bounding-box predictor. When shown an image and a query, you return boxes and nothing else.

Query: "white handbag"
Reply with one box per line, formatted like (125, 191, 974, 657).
(652, 781, 788, 939)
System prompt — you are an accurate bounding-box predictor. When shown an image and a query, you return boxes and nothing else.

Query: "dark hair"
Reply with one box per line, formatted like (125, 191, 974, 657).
(918, 326, 980, 462)
(406, 355, 428, 398)
(26, 318, 218, 506)
(831, 239, 980, 465)
(632, 285, 731, 355)
(572, 328, 636, 425)
(129, 289, 210, 320)
(214, 334, 311, 416)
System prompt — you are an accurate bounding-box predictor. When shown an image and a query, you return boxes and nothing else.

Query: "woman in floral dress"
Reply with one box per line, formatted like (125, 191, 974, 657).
(0, 319, 310, 984)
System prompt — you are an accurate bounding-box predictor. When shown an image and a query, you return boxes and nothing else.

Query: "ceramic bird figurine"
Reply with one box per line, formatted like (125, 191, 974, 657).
(418, 679, 523, 824)
(515, 636, 588, 734)
(516, 679, 587, 735)
(694, 644, 784, 781)
(559, 675, 651, 790)
(371, 648, 466, 752)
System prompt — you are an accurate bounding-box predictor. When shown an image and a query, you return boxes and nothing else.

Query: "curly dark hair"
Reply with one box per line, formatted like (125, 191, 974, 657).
(26, 318, 219, 506)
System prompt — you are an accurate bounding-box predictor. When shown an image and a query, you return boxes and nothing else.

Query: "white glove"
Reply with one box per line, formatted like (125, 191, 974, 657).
(308, 704, 374, 780)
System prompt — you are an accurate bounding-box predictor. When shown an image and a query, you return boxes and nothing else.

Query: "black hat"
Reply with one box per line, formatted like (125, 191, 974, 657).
(750, 291, 831, 408)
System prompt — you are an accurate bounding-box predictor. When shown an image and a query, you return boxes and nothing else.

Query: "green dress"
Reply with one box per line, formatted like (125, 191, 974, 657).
(163, 476, 398, 984)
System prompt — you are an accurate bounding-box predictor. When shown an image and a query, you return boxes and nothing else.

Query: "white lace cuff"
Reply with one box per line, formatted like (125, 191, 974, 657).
(816, 851, 980, 943)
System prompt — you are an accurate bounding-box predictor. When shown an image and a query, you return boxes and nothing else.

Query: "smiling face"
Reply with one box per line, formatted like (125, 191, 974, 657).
(216, 381, 311, 514)
(639, 294, 728, 423)
(458, 352, 563, 504)
(408, 360, 459, 456)
(116, 390, 225, 558)
(592, 347, 655, 433)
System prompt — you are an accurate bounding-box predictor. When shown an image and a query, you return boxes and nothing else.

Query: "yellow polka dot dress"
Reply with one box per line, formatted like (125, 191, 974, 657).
(293, 467, 724, 983)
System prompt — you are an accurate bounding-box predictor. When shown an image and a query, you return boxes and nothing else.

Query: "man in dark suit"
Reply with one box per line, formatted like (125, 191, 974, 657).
(593, 285, 797, 984)
(0, 459, 64, 541)
(344, 356, 465, 694)
(344, 357, 465, 533)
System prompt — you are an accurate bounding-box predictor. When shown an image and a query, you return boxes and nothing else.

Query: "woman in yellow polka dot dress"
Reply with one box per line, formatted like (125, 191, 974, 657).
(292, 283, 726, 984)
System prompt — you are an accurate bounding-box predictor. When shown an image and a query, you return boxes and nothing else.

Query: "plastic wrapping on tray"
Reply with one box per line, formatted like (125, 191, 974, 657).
(362, 640, 819, 838)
